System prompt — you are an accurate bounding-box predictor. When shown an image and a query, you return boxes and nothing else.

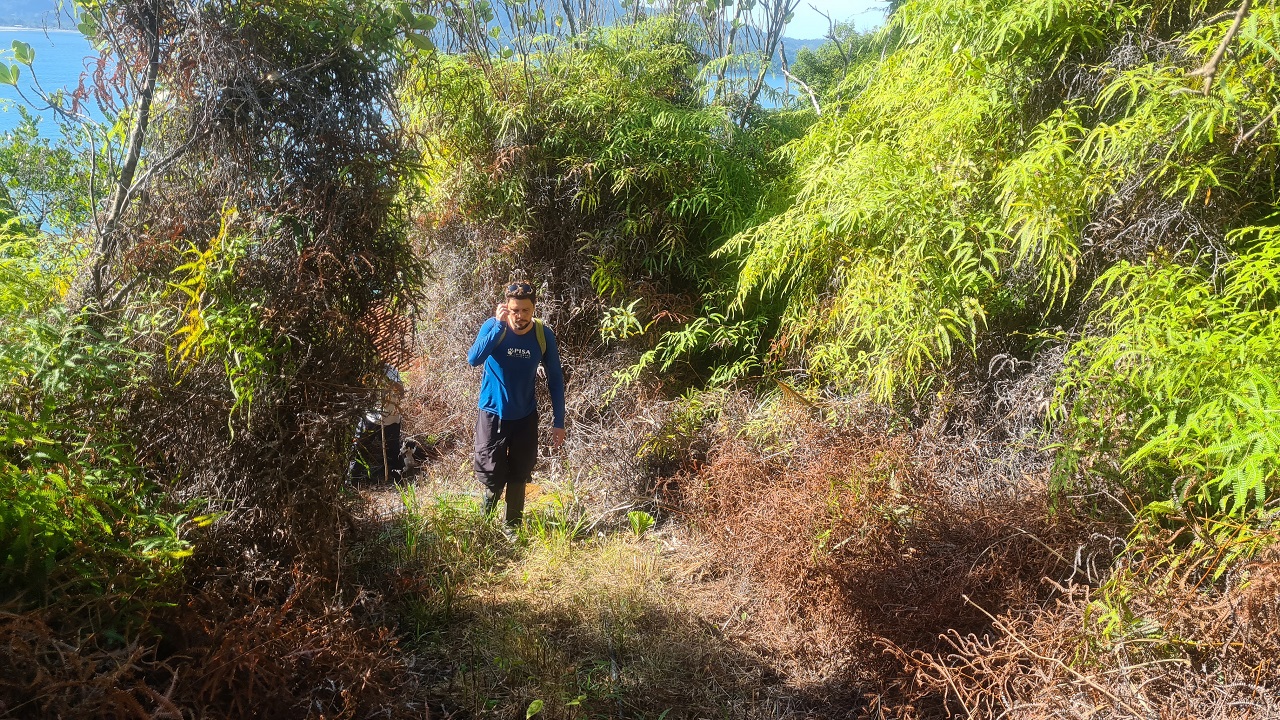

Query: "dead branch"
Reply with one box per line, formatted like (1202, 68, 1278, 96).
(811, 3, 849, 74)
(782, 68, 822, 115)
(1188, 0, 1251, 95)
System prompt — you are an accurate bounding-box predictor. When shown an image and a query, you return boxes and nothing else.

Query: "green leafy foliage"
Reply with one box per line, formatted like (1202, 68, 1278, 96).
(1062, 225, 1280, 517)
(626, 510, 655, 536)
(0, 110, 104, 235)
(707, 0, 1072, 399)
(1, 300, 190, 599)
(790, 21, 866, 101)
(570, 0, 1280, 542)
(0, 30, 193, 603)
(0, 210, 70, 314)
(166, 206, 283, 417)
(647, 0, 1279, 413)
(406, 16, 789, 340)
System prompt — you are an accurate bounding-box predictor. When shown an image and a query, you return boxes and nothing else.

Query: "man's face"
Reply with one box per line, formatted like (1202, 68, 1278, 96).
(504, 297, 534, 331)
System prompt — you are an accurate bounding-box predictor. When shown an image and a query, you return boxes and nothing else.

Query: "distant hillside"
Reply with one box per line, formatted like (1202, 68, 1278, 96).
(0, 0, 62, 28)
(779, 37, 827, 58)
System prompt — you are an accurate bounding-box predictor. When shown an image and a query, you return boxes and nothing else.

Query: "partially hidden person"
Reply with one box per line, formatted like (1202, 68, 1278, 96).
(348, 364, 405, 485)
(467, 281, 566, 528)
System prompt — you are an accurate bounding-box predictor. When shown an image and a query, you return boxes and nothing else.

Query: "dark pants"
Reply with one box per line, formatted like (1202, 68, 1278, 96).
(349, 420, 402, 485)
(474, 409, 538, 526)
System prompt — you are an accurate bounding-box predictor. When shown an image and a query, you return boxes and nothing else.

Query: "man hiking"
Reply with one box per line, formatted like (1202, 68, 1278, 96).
(467, 280, 566, 529)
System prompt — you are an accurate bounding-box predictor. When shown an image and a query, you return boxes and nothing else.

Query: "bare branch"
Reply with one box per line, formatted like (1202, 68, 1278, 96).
(782, 68, 821, 115)
(740, 0, 802, 128)
(1238, 104, 1279, 146)
(810, 3, 848, 74)
(90, 0, 161, 304)
(1187, 0, 1251, 95)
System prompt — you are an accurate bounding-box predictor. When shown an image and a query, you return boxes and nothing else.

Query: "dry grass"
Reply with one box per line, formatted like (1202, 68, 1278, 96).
(385, 483, 798, 720)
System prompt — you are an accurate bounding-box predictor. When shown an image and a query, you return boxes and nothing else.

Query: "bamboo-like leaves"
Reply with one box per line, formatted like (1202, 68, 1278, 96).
(1063, 226, 1280, 517)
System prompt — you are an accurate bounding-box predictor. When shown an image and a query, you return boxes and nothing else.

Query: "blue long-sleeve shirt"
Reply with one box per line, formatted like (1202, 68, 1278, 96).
(467, 317, 566, 428)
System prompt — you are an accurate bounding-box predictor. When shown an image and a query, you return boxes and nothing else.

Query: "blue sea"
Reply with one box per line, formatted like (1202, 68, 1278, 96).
(0, 27, 100, 137)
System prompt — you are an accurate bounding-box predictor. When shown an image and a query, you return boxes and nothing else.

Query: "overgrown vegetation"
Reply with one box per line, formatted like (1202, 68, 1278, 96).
(401, 0, 1280, 715)
(2, 0, 430, 714)
(5, 0, 1280, 716)
(404, 14, 797, 358)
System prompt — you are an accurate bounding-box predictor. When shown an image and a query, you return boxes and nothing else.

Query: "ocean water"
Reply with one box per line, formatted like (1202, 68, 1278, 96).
(0, 28, 100, 137)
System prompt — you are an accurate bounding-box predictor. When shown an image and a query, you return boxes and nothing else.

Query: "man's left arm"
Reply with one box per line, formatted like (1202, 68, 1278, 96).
(543, 327, 567, 447)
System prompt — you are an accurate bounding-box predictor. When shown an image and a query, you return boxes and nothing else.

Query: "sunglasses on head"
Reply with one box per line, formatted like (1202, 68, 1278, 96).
(505, 282, 535, 297)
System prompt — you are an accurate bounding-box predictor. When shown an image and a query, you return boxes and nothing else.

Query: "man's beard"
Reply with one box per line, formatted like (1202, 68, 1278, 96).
(512, 318, 532, 331)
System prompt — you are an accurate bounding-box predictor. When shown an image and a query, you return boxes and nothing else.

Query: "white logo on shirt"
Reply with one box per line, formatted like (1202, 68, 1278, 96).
(507, 347, 532, 359)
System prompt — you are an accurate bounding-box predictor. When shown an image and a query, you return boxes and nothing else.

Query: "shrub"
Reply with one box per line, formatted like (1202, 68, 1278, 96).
(404, 16, 789, 350)
(1, 212, 188, 600)
(1061, 224, 1280, 518)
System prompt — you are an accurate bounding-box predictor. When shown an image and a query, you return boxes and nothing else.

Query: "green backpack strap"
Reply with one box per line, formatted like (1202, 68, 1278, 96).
(495, 321, 547, 356)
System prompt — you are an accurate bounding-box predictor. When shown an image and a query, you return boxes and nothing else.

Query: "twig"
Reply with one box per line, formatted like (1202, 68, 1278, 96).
(962, 594, 1149, 717)
(1012, 526, 1072, 566)
(583, 501, 641, 534)
(1187, 0, 1252, 95)
(1239, 104, 1279, 146)
(1100, 657, 1191, 674)
(781, 69, 821, 115)
(739, 0, 804, 128)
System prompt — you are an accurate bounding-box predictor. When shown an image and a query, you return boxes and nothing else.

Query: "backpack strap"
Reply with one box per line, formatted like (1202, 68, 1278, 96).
(495, 321, 547, 356)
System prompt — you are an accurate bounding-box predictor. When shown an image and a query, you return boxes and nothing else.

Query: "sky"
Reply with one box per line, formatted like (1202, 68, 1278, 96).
(787, 0, 888, 38)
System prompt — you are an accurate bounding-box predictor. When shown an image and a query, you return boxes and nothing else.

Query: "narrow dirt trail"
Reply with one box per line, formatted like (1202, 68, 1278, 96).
(353, 468, 864, 720)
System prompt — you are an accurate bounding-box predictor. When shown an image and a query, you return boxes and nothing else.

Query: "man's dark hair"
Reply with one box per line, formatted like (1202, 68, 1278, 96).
(504, 281, 536, 302)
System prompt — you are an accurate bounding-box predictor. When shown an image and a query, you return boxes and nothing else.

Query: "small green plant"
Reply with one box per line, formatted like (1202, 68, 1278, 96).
(599, 299, 648, 342)
(634, 389, 723, 474)
(523, 488, 589, 550)
(167, 205, 284, 418)
(627, 510, 655, 536)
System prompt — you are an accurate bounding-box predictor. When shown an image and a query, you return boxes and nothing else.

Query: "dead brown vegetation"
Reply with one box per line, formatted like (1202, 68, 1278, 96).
(669, 401, 1083, 717)
(903, 538, 1280, 719)
(635, 389, 1280, 719)
(0, 567, 418, 719)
